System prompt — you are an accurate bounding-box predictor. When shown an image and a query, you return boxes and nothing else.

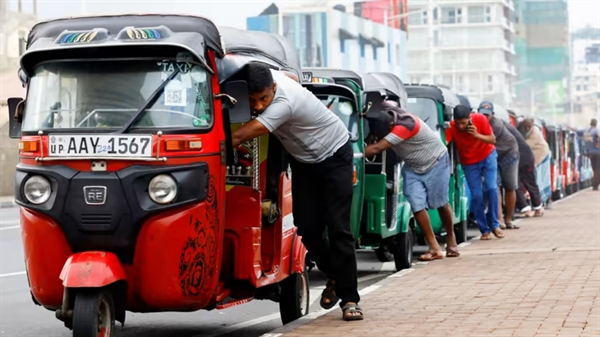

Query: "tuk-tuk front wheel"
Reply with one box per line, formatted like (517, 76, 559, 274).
(279, 272, 310, 325)
(72, 291, 115, 337)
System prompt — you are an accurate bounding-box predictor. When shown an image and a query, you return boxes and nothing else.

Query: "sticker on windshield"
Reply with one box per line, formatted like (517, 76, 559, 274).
(192, 116, 209, 127)
(407, 98, 417, 103)
(164, 80, 187, 107)
(190, 66, 207, 83)
(181, 73, 192, 88)
(176, 52, 194, 63)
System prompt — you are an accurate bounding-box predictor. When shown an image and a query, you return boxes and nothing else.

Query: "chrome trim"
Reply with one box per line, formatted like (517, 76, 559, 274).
(353, 153, 364, 159)
(35, 156, 167, 162)
(83, 186, 107, 205)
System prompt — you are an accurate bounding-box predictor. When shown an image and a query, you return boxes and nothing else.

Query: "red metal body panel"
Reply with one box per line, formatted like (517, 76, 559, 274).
(60, 252, 126, 288)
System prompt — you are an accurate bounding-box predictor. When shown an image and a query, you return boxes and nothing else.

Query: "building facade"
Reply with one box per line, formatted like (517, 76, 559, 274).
(406, 0, 517, 106)
(0, 1, 38, 72)
(513, 0, 570, 116)
(246, 2, 409, 81)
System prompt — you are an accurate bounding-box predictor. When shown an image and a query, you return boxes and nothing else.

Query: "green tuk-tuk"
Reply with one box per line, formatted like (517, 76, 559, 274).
(404, 84, 470, 244)
(301, 68, 414, 271)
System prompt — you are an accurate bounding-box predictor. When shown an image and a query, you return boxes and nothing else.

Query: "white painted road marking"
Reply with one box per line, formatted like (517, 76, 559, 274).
(0, 225, 20, 231)
(0, 271, 26, 278)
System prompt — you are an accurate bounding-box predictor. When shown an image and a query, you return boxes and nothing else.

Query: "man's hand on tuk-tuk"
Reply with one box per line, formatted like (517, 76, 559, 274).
(365, 139, 393, 158)
(232, 119, 270, 147)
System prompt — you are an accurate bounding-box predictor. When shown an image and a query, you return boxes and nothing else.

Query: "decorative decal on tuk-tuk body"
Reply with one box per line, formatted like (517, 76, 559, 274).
(179, 175, 219, 297)
(56, 29, 107, 44)
(225, 141, 254, 186)
(116, 26, 172, 41)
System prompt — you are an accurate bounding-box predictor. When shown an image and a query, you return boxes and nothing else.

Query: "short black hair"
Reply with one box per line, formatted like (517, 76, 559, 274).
(591, 118, 598, 127)
(453, 104, 471, 120)
(246, 63, 274, 94)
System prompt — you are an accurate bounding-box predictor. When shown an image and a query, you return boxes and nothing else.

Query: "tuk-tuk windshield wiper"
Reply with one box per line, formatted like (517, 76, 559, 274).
(119, 69, 181, 133)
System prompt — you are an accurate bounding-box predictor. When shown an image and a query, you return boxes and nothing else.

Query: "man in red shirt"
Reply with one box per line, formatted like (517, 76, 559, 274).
(445, 105, 505, 240)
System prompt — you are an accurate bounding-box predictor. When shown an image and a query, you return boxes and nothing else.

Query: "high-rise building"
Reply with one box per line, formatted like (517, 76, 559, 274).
(513, 0, 570, 116)
(246, 2, 409, 80)
(406, 0, 517, 106)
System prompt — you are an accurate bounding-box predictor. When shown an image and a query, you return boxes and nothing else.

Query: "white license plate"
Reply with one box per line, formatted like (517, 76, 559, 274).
(48, 135, 153, 157)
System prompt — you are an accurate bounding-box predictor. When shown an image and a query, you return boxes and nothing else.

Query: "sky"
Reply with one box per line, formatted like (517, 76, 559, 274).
(4, 0, 600, 31)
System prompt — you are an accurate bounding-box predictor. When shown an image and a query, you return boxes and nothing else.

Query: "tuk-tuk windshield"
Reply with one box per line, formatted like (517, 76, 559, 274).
(22, 60, 213, 131)
(406, 97, 440, 138)
(318, 95, 359, 141)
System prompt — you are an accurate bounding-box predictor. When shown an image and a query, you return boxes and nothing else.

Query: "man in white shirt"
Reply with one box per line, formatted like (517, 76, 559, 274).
(232, 63, 362, 321)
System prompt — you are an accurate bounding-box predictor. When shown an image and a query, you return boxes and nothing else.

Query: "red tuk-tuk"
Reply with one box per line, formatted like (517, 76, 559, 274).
(507, 109, 518, 128)
(7, 15, 309, 336)
(563, 126, 581, 195)
(545, 123, 565, 200)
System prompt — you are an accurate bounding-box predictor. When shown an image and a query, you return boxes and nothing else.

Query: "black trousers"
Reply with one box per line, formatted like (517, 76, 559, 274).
(589, 153, 600, 190)
(290, 141, 359, 306)
(515, 162, 542, 211)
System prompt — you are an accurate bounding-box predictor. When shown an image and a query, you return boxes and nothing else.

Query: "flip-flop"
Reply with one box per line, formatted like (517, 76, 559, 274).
(492, 228, 505, 238)
(417, 252, 444, 261)
(320, 280, 339, 310)
(505, 223, 520, 229)
(342, 302, 364, 321)
(480, 233, 492, 240)
(446, 247, 460, 257)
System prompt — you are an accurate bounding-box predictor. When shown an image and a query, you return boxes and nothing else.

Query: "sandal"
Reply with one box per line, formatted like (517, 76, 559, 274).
(534, 209, 544, 217)
(446, 247, 460, 257)
(514, 211, 534, 219)
(480, 233, 492, 240)
(342, 302, 364, 321)
(320, 280, 339, 310)
(492, 228, 505, 238)
(505, 222, 520, 230)
(417, 251, 444, 261)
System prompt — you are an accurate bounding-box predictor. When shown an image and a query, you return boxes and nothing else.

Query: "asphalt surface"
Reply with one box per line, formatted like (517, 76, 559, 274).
(0, 206, 480, 337)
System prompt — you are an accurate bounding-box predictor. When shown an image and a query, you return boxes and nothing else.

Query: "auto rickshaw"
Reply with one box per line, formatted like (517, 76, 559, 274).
(300, 68, 414, 271)
(404, 84, 470, 245)
(7, 15, 310, 336)
(576, 129, 594, 189)
(545, 123, 565, 200)
(507, 109, 518, 128)
(562, 126, 580, 195)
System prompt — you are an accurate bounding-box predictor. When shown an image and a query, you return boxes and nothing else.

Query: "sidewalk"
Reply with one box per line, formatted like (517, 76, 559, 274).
(269, 190, 600, 337)
(0, 195, 16, 208)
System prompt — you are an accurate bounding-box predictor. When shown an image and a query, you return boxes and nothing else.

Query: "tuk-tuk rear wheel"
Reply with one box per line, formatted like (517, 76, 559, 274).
(394, 228, 414, 271)
(279, 272, 310, 325)
(455, 220, 468, 245)
(72, 291, 115, 337)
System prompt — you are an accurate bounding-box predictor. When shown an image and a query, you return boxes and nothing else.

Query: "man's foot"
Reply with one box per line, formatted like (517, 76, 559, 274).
(499, 221, 507, 229)
(446, 246, 460, 257)
(505, 222, 520, 229)
(417, 251, 444, 261)
(492, 227, 505, 238)
(320, 280, 339, 310)
(342, 302, 364, 321)
(534, 208, 544, 217)
(515, 210, 534, 218)
(480, 233, 492, 240)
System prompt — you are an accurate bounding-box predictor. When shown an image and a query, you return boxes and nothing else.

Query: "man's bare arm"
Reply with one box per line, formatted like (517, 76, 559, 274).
(232, 119, 270, 147)
(365, 139, 393, 158)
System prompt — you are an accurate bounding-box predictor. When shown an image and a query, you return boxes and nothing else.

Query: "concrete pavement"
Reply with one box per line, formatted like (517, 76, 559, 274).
(0, 195, 16, 208)
(265, 189, 600, 337)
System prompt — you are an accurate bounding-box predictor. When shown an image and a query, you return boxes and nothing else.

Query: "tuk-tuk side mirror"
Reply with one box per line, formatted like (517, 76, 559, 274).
(18, 68, 28, 88)
(221, 80, 252, 124)
(440, 121, 451, 130)
(7, 97, 25, 139)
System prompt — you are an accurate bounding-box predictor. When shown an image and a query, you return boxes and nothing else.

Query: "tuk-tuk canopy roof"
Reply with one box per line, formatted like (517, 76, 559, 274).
(492, 104, 510, 123)
(218, 26, 301, 80)
(301, 67, 364, 90)
(363, 72, 407, 108)
(21, 14, 224, 76)
(405, 84, 461, 108)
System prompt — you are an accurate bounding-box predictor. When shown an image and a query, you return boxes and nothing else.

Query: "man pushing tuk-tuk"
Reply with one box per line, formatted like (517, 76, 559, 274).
(364, 101, 460, 260)
(231, 63, 363, 321)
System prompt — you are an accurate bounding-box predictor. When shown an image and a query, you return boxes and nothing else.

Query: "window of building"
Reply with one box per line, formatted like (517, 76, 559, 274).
(457, 8, 463, 23)
(485, 6, 492, 23)
(422, 10, 428, 25)
(487, 75, 494, 91)
(468, 6, 485, 23)
(340, 40, 345, 53)
(396, 44, 400, 64)
(574, 104, 582, 113)
(283, 15, 294, 42)
(584, 85, 588, 91)
(373, 47, 378, 60)
(576, 85, 581, 91)
(388, 44, 391, 63)
(433, 8, 439, 24)
(360, 44, 365, 58)
(433, 30, 439, 46)
(408, 10, 422, 26)
(441, 7, 456, 24)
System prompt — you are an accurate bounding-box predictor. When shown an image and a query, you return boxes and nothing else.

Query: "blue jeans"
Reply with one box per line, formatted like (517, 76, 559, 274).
(463, 149, 501, 234)
(402, 153, 451, 213)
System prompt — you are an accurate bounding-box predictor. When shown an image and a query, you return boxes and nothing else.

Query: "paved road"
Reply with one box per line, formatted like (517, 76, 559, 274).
(0, 206, 480, 337)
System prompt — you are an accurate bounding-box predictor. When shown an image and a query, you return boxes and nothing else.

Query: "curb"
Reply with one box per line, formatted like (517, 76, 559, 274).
(0, 200, 17, 209)
(259, 268, 416, 337)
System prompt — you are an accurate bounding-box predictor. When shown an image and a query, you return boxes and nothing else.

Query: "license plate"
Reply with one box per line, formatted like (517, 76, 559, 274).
(48, 135, 153, 157)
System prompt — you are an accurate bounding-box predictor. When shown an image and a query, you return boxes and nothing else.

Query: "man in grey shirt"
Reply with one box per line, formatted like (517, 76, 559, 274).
(478, 101, 519, 229)
(232, 63, 362, 321)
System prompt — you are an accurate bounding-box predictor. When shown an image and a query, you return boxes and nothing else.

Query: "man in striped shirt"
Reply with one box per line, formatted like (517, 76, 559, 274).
(365, 101, 460, 260)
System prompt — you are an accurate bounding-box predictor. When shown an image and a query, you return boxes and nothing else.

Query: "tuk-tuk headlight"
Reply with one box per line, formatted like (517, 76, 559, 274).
(23, 175, 51, 205)
(148, 174, 178, 204)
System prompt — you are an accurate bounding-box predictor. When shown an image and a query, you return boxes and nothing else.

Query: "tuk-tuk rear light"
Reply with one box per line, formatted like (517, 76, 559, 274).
(165, 139, 202, 151)
(19, 141, 38, 152)
(353, 165, 357, 185)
